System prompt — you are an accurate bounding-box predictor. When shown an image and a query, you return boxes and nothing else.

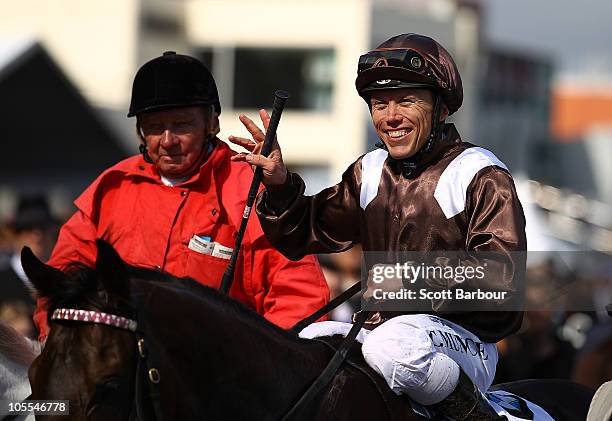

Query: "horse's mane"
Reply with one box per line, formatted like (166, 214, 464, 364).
(129, 266, 299, 340)
(0, 321, 41, 366)
(48, 263, 298, 341)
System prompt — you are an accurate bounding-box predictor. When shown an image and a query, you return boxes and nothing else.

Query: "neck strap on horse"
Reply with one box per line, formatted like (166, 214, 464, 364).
(131, 292, 164, 421)
(133, 335, 163, 421)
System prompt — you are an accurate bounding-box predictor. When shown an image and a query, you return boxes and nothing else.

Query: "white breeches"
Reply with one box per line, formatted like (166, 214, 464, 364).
(300, 314, 498, 406)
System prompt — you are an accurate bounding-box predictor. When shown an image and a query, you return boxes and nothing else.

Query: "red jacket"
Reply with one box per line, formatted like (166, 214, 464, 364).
(35, 140, 329, 340)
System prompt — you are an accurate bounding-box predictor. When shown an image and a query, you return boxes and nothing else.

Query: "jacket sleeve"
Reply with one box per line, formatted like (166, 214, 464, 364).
(250, 234, 330, 329)
(34, 209, 99, 341)
(465, 167, 526, 254)
(461, 166, 527, 340)
(464, 166, 527, 297)
(255, 163, 362, 261)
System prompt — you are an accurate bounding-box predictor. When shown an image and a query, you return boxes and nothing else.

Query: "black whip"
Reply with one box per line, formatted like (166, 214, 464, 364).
(219, 90, 290, 295)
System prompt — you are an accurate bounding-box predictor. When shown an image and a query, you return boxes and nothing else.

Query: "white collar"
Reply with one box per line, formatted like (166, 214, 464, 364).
(160, 174, 189, 187)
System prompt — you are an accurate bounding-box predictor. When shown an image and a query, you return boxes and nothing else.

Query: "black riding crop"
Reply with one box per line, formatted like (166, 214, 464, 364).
(219, 90, 290, 295)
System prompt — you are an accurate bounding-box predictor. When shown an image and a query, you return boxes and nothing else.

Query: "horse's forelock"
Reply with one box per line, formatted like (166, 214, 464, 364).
(0, 322, 41, 366)
(46, 264, 100, 310)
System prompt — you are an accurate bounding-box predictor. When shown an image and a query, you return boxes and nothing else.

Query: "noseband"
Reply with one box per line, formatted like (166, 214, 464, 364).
(51, 308, 163, 421)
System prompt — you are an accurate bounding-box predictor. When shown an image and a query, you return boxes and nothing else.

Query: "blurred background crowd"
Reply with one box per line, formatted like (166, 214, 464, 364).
(0, 0, 610, 391)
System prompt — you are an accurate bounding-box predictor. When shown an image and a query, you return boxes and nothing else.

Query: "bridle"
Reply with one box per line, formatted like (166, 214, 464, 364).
(50, 308, 164, 421)
(45, 283, 373, 421)
(46, 307, 366, 421)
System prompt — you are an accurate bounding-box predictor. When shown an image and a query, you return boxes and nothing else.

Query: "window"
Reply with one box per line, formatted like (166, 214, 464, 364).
(233, 47, 335, 111)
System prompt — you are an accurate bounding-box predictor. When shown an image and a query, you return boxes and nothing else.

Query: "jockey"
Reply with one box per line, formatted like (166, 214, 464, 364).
(33, 51, 329, 341)
(231, 34, 526, 420)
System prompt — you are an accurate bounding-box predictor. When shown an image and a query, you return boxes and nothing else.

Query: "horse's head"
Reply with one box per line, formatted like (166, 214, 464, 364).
(23, 240, 139, 420)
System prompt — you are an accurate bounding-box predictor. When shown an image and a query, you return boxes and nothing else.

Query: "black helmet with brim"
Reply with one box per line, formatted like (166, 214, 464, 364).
(128, 51, 221, 117)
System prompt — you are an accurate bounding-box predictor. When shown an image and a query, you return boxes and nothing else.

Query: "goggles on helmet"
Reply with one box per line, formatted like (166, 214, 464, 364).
(356, 48, 437, 93)
(358, 49, 426, 74)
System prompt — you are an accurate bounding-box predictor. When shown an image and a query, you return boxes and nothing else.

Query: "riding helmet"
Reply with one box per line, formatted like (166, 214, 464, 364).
(355, 33, 463, 115)
(128, 51, 221, 117)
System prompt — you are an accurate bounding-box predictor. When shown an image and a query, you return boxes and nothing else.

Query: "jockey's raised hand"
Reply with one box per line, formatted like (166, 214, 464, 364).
(229, 109, 288, 185)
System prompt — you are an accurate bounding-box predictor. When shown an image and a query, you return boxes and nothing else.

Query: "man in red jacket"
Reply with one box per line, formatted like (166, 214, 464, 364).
(34, 51, 329, 340)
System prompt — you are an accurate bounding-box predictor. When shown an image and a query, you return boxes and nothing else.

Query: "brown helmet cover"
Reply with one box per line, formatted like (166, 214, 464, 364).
(355, 33, 463, 115)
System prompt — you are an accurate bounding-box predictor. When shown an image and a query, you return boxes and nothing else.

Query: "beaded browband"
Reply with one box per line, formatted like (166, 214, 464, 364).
(51, 308, 138, 332)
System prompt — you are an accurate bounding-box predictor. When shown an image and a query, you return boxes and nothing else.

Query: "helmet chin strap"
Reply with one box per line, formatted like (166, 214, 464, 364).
(419, 93, 443, 156)
(139, 120, 218, 167)
(139, 144, 154, 163)
(375, 92, 443, 153)
(376, 93, 445, 178)
(142, 136, 218, 181)
(138, 106, 218, 166)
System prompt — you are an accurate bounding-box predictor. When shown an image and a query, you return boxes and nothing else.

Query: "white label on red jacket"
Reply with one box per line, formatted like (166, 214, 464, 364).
(212, 243, 233, 260)
(188, 235, 214, 255)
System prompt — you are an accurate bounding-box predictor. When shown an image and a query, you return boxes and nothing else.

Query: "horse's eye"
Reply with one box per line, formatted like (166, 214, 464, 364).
(91, 378, 122, 402)
(98, 378, 122, 394)
(86, 378, 123, 416)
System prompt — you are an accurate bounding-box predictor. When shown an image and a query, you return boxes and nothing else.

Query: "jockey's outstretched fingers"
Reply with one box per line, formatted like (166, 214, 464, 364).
(229, 109, 288, 186)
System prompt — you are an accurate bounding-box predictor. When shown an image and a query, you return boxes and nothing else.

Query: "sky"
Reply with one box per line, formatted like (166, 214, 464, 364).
(484, 0, 612, 77)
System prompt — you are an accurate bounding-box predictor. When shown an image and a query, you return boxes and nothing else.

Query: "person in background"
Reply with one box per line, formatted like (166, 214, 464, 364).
(0, 195, 59, 338)
(317, 246, 362, 322)
(33, 51, 329, 341)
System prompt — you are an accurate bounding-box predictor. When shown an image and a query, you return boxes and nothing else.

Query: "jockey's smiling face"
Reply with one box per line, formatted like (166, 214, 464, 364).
(138, 106, 213, 178)
(370, 88, 447, 160)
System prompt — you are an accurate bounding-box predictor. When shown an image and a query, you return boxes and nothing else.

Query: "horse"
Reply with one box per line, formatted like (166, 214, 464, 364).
(22, 240, 594, 420)
(0, 321, 40, 421)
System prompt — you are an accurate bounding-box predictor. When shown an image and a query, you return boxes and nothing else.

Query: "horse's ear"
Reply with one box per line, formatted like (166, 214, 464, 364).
(95, 240, 130, 299)
(21, 246, 66, 298)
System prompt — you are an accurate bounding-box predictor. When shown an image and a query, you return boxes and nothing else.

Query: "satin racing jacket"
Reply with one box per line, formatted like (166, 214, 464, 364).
(256, 124, 526, 343)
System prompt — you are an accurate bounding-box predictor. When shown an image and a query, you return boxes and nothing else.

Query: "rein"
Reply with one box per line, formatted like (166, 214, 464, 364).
(280, 309, 369, 420)
(277, 282, 369, 420)
(51, 308, 163, 421)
